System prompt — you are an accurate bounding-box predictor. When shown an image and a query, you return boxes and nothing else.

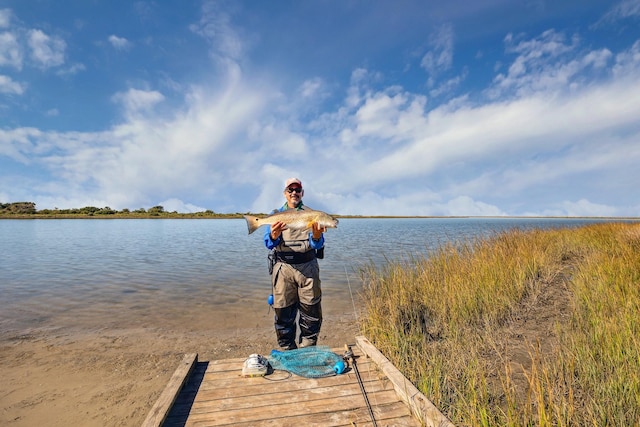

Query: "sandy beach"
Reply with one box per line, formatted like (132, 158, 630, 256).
(0, 298, 360, 427)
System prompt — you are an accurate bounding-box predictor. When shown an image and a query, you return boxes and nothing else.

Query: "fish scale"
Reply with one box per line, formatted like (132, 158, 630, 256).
(244, 209, 339, 234)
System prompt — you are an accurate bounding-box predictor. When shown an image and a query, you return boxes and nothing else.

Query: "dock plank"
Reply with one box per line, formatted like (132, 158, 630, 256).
(153, 338, 454, 427)
(142, 353, 198, 427)
(356, 336, 455, 427)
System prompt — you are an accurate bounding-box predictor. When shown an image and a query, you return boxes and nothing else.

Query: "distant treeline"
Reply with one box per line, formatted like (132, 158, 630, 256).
(0, 202, 245, 218)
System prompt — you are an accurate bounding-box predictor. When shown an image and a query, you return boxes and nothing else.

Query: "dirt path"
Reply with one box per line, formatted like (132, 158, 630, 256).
(491, 261, 574, 402)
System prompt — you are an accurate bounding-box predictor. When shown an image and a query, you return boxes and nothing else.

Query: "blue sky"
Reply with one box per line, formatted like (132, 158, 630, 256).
(1, 0, 639, 216)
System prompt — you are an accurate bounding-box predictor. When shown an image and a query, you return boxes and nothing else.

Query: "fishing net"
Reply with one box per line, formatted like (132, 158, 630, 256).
(268, 346, 346, 378)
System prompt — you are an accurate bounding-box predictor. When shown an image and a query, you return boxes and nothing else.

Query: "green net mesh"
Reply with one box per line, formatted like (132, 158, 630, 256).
(268, 346, 346, 378)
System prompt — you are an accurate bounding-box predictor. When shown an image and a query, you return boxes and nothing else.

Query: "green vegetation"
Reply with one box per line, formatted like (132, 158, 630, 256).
(0, 202, 37, 214)
(359, 222, 640, 426)
(0, 201, 246, 219)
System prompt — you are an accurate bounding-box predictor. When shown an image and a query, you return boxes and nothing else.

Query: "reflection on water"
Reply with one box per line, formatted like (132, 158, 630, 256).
(1, 217, 631, 332)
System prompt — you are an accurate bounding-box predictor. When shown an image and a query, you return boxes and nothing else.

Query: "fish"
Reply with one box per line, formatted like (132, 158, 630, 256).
(244, 209, 339, 235)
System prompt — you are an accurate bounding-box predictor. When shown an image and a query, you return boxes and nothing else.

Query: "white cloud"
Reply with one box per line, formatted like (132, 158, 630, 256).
(248, 122, 308, 161)
(2, 9, 640, 217)
(597, 0, 640, 25)
(108, 34, 131, 50)
(429, 70, 467, 98)
(0, 31, 22, 69)
(111, 88, 165, 116)
(289, 32, 640, 216)
(613, 39, 640, 77)
(56, 62, 86, 76)
(421, 23, 454, 86)
(439, 196, 505, 217)
(552, 199, 619, 217)
(356, 71, 640, 187)
(0, 74, 24, 94)
(159, 198, 207, 213)
(418, 24, 467, 98)
(6, 33, 640, 216)
(353, 87, 423, 142)
(27, 29, 65, 68)
(29, 194, 111, 211)
(490, 30, 595, 98)
(190, 0, 245, 62)
(0, 8, 11, 28)
(0, 127, 42, 163)
(4, 72, 270, 210)
(299, 77, 326, 99)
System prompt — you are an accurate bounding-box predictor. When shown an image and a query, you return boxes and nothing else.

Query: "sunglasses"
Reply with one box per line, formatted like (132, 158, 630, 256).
(287, 187, 302, 194)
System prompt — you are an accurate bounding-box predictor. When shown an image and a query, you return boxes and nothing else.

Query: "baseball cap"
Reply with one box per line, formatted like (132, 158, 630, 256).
(284, 178, 302, 189)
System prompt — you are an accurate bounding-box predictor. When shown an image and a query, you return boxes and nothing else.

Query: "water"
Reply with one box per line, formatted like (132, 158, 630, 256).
(0, 217, 633, 332)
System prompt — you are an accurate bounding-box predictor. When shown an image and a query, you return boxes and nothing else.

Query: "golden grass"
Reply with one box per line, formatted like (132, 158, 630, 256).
(359, 222, 640, 426)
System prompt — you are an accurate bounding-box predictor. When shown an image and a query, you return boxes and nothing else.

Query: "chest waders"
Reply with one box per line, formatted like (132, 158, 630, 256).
(271, 210, 323, 350)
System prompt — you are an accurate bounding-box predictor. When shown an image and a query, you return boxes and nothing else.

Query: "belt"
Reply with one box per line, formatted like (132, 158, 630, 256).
(275, 250, 316, 264)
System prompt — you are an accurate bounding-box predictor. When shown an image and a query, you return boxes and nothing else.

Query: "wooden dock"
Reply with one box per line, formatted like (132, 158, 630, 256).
(142, 336, 454, 427)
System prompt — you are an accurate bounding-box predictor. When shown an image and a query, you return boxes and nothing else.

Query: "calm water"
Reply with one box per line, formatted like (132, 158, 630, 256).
(0, 217, 632, 332)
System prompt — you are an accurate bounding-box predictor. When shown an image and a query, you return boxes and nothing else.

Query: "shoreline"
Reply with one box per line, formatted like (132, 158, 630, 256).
(0, 297, 360, 427)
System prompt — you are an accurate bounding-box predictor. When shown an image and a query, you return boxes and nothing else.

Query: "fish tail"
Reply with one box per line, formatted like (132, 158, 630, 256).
(244, 215, 260, 234)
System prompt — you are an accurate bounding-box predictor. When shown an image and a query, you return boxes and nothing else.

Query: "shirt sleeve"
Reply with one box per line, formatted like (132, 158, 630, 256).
(264, 225, 281, 249)
(308, 233, 325, 249)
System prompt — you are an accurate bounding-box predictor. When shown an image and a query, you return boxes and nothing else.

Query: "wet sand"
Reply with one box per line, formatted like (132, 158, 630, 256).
(0, 294, 361, 427)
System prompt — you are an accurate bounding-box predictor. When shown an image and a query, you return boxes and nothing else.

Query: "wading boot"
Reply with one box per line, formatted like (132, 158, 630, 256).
(274, 304, 298, 350)
(299, 301, 322, 348)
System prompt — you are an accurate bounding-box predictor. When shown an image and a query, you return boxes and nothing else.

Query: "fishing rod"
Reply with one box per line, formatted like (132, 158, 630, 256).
(344, 344, 377, 427)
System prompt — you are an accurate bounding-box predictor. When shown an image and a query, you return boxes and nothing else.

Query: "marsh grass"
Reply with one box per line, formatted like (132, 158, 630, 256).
(359, 222, 640, 426)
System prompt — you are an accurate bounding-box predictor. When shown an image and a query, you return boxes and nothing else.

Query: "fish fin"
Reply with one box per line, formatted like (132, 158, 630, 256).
(244, 215, 261, 234)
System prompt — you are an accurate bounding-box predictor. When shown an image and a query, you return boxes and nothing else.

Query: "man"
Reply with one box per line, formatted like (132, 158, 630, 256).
(264, 178, 326, 350)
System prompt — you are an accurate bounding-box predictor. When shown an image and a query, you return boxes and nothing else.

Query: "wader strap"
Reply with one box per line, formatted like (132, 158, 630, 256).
(275, 250, 316, 264)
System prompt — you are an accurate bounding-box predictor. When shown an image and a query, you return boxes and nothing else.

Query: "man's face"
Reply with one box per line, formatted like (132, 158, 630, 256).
(284, 184, 303, 206)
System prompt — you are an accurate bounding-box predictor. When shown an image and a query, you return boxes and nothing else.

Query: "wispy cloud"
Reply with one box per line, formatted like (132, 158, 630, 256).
(0, 31, 22, 69)
(27, 29, 65, 68)
(189, 0, 245, 62)
(108, 35, 131, 50)
(0, 8, 11, 28)
(56, 62, 86, 76)
(4, 73, 270, 210)
(111, 88, 165, 117)
(1, 3, 639, 217)
(488, 30, 612, 99)
(421, 23, 455, 87)
(597, 0, 640, 25)
(0, 74, 24, 94)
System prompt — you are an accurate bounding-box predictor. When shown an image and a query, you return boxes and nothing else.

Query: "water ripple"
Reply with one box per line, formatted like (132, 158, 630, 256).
(1, 217, 628, 331)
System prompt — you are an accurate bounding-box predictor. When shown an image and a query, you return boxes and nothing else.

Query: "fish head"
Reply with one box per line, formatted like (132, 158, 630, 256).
(316, 213, 339, 229)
